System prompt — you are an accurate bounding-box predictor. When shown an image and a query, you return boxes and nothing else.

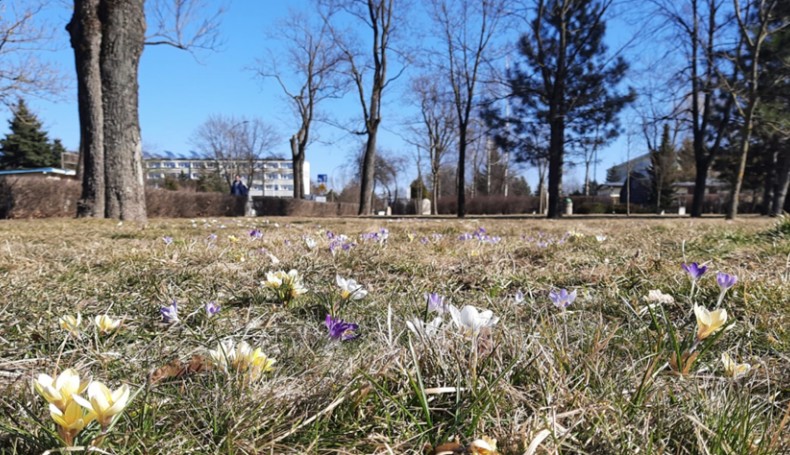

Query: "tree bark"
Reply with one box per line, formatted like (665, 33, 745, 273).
(772, 147, 790, 216)
(290, 132, 306, 199)
(457, 127, 467, 217)
(359, 127, 378, 214)
(547, 115, 564, 218)
(99, 0, 147, 221)
(68, 0, 105, 218)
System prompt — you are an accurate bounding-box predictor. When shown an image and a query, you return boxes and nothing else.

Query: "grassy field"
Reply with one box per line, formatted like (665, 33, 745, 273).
(0, 216, 788, 454)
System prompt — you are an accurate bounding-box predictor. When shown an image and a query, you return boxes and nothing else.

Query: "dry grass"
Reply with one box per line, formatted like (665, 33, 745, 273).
(0, 216, 789, 454)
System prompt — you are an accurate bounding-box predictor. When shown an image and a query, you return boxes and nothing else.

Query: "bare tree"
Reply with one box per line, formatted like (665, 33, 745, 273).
(69, 0, 224, 221)
(321, 0, 403, 215)
(0, 1, 62, 106)
(410, 75, 457, 214)
(258, 7, 346, 199)
(429, 0, 508, 218)
(190, 115, 279, 186)
(724, 0, 787, 219)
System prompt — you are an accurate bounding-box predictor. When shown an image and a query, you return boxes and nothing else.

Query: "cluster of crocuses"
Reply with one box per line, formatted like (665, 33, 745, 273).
(360, 228, 390, 243)
(458, 227, 501, 244)
(159, 300, 220, 324)
(327, 232, 355, 256)
(406, 292, 499, 341)
(207, 339, 276, 382)
(262, 269, 308, 306)
(33, 369, 130, 446)
(58, 314, 122, 338)
(650, 262, 747, 378)
(325, 275, 367, 341)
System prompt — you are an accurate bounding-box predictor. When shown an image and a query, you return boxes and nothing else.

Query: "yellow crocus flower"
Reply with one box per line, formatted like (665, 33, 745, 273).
(94, 315, 121, 334)
(33, 368, 89, 411)
(50, 400, 95, 446)
(73, 381, 130, 429)
(59, 314, 81, 336)
(694, 305, 728, 341)
(721, 352, 751, 379)
(469, 436, 499, 455)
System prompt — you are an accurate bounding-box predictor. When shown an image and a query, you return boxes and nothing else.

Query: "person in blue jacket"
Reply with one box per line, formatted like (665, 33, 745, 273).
(230, 174, 248, 197)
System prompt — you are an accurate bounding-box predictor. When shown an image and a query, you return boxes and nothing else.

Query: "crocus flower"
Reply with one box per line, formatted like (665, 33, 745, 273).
(682, 262, 707, 280)
(228, 235, 239, 244)
(448, 305, 499, 337)
(716, 272, 738, 290)
(206, 233, 218, 243)
(249, 229, 263, 240)
(514, 290, 525, 305)
(160, 300, 179, 323)
(94, 315, 121, 334)
(304, 237, 317, 250)
(425, 292, 447, 313)
(59, 314, 82, 337)
(721, 352, 750, 379)
(336, 275, 367, 300)
(209, 340, 276, 381)
(325, 314, 359, 341)
(49, 400, 95, 446)
(595, 234, 607, 243)
(549, 289, 577, 310)
(468, 436, 499, 455)
(73, 381, 130, 429)
(205, 301, 220, 318)
(33, 369, 89, 411)
(694, 304, 728, 341)
(162, 236, 173, 246)
(406, 316, 443, 339)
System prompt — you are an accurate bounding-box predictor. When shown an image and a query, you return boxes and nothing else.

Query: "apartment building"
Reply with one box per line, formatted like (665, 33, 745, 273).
(144, 157, 310, 198)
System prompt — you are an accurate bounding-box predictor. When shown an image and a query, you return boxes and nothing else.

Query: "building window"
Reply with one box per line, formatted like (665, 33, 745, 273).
(164, 162, 176, 168)
(280, 162, 293, 169)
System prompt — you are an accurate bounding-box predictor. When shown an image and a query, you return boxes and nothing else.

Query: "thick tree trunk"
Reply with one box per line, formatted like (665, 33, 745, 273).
(772, 148, 790, 216)
(358, 129, 378, 215)
(69, 0, 105, 218)
(457, 127, 467, 218)
(547, 117, 564, 219)
(99, 0, 147, 221)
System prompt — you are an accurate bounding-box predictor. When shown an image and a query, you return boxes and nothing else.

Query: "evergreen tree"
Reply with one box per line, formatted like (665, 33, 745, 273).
(0, 99, 58, 169)
(648, 124, 678, 211)
(502, 0, 634, 218)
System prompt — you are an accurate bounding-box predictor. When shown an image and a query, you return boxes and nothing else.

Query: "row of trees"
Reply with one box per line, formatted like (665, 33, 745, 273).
(2, 0, 788, 220)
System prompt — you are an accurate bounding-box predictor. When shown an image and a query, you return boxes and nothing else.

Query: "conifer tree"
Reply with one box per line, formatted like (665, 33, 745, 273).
(648, 124, 677, 212)
(0, 99, 58, 169)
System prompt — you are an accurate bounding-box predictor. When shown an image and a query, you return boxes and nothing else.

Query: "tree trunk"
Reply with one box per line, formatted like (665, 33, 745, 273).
(69, 0, 105, 218)
(432, 170, 439, 215)
(457, 126, 467, 218)
(358, 129, 378, 215)
(691, 161, 709, 217)
(547, 116, 564, 219)
(99, 0, 147, 221)
(290, 134, 306, 199)
(772, 148, 790, 216)
(725, 101, 756, 219)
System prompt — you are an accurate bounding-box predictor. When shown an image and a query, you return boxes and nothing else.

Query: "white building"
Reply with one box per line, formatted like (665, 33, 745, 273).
(144, 157, 310, 198)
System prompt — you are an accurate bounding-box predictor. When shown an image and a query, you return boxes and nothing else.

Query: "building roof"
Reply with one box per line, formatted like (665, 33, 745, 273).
(0, 167, 76, 176)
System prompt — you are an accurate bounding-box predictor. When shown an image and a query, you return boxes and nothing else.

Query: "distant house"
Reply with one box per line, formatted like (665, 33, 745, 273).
(602, 154, 730, 207)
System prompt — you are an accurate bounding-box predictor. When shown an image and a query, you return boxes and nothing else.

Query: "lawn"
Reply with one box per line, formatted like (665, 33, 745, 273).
(0, 216, 788, 454)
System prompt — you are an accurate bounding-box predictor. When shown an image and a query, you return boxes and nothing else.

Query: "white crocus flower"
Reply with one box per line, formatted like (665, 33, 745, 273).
(336, 275, 368, 300)
(448, 304, 499, 337)
(406, 317, 443, 339)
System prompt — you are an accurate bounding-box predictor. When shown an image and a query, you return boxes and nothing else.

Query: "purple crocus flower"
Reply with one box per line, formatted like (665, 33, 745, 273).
(716, 272, 738, 290)
(325, 314, 359, 341)
(514, 290, 525, 304)
(424, 292, 447, 313)
(160, 300, 179, 323)
(549, 289, 576, 310)
(162, 236, 173, 246)
(205, 301, 221, 317)
(206, 233, 218, 243)
(682, 262, 707, 280)
(249, 229, 263, 240)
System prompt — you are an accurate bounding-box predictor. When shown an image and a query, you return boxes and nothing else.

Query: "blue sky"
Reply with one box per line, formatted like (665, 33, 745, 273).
(6, 0, 654, 194)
